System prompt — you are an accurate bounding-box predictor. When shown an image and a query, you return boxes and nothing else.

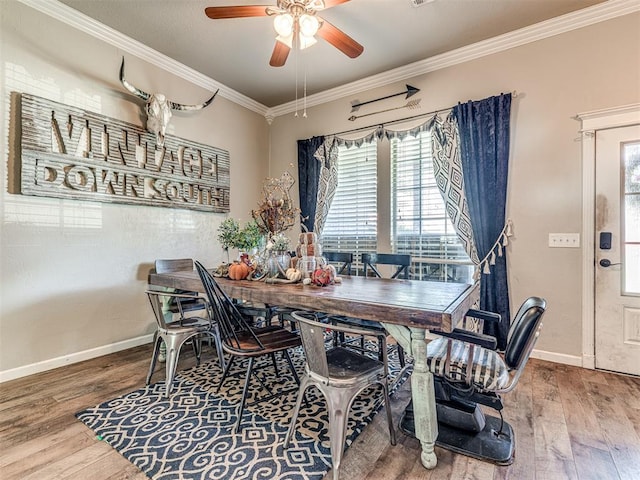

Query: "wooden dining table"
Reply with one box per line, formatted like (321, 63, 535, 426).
(148, 269, 479, 470)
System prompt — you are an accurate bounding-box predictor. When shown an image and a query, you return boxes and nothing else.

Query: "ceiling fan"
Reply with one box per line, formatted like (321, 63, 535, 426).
(205, 0, 364, 67)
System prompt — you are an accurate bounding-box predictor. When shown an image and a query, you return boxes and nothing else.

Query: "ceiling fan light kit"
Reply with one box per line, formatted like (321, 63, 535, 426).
(298, 14, 320, 37)
(273, 12, 319, 49)
(205, 0, 363, 67)
(296, 33, 318, 50)
(273, 13, 294, 36)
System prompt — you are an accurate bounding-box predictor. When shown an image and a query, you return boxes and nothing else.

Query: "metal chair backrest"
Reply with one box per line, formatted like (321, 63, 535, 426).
(146, 290, 170, 329)
(323, 251, 354, 275)
(295, 311, 330, 378)
(155, 258, 194, 274)
(361, 253, 411, 279)
(154, 258, 204, 315)
(194, 261, 264, 353)
(504, 296, 547, 372)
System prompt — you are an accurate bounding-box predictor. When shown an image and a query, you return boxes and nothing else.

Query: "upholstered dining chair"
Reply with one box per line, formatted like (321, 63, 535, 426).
(406, 296, 547, 465)
(194, 261, 302, 433)
(285, 311, 396, 480)
(145, 289, 224, 396)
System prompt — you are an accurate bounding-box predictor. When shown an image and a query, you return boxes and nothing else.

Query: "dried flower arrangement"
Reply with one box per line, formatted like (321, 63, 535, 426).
(214, 171, 300, 278)
(251, 172, 300, 236)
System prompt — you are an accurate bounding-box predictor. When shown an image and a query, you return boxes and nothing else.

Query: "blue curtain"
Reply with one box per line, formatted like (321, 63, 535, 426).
(453, 93, 512, 349)
(297, 136, 325, 232)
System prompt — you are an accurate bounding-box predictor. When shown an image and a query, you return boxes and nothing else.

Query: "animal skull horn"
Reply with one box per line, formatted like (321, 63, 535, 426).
(119, 57, 218, 146)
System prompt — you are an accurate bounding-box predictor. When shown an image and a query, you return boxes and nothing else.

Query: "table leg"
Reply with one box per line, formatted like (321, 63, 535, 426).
(381, 323, 439, 469)
(409, 327, 438, 469)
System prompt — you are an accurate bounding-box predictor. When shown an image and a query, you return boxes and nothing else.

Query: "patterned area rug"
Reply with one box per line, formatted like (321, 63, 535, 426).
(76, 343, 410, 480)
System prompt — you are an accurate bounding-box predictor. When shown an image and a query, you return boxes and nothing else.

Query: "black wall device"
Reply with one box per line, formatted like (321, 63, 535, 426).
(599, 232, 612, 250)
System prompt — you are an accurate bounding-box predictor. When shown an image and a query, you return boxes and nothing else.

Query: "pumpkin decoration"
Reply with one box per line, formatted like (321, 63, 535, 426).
(285, 268, 302, 282)
(228, 261, 252, 280)
(311, 265, 335, 287)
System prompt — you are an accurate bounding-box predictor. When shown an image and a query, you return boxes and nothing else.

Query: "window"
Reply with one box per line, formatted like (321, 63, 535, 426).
(623, 141, 640, 294)
(322, 133, 473, 283)
(391, 132, 473, 283)
(321, 143, 377, 270)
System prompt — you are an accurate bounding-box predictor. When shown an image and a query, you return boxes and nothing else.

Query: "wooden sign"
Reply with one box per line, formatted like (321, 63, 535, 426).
(19, 93, 230, 213)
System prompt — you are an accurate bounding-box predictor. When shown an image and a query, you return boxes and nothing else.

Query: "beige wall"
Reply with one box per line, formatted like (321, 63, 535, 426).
(269, 13, 640, 360)
(2, 4, 638, 378)
(0, 2, 269, 375)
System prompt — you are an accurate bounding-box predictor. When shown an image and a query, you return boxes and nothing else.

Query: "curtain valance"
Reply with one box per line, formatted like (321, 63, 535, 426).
(324, 114, 442, 148)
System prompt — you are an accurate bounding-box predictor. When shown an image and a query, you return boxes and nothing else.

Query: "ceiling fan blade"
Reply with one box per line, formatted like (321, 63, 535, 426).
(204, 5, 270, 19)
(269, 41, 291, 67)
(317, 19, 363, 58)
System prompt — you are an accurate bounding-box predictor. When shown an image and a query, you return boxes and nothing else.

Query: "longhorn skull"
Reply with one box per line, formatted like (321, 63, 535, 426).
(119, 58, 218, 146)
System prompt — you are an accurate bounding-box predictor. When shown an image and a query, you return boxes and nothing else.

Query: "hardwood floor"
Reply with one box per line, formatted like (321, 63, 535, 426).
(1, 345, 639, 480)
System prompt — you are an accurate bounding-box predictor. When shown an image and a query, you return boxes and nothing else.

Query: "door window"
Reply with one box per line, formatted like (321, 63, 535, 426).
(623, 141, 640, 294)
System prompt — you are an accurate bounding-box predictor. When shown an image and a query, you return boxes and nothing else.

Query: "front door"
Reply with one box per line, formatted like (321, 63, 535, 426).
(594, 124, 640, 376)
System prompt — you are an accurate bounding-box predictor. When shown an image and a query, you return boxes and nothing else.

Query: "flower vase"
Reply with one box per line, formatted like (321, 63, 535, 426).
(299, 255, 316, 279)
(268, 251, 291, 278)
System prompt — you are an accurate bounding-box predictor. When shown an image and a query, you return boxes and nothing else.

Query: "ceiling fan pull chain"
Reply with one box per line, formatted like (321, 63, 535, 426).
(303, 63, 308, 118)
(294, 43, 299, 117)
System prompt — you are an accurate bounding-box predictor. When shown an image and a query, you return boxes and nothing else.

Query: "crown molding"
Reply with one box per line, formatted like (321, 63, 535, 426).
(266, 0, 640, 118)
(17, 0, 639, 121)
(576, 103, 640, 124)
(16, 0, 270, 117)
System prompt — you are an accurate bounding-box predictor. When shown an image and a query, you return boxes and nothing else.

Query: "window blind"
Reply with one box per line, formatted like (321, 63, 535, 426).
(321, 143, 377, 267)
(391, 132, 473, 283)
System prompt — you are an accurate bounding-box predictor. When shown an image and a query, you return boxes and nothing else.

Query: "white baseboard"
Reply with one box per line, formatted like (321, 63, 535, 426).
(0, 334, 154, 383)
(0, 337, 588, 383)
(530, 348, 584, 367)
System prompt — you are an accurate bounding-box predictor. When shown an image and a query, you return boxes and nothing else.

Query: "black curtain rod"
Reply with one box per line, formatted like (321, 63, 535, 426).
(330, 105, 451, 138)
(330, 90, 518, 138)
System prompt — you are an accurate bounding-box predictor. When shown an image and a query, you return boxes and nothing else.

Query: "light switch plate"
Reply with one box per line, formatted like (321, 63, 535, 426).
(549, 233, 580, 248)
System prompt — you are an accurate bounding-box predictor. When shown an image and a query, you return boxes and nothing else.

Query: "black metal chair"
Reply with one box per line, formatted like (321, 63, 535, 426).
(274, 251, 353, 335)
(285, 311, 395, 480)
(234, 300, 279, 327)
(271, 252, 346, 331)
(323, 251, 354, 276)
(361, 253, 411, 279)
(194, 261, 302, 433)
(402, 296, 547, 465)
(331, 253, 411, 375)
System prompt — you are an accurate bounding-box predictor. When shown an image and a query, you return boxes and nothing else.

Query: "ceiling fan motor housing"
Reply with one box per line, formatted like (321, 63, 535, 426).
(410, 0, 437, 7)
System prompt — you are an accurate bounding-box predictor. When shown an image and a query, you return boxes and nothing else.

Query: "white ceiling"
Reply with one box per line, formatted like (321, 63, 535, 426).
(56, 0, 608, 109)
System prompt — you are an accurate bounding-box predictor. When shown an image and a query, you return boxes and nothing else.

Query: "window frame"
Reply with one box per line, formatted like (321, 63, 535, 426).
(322, 136, 474, 283)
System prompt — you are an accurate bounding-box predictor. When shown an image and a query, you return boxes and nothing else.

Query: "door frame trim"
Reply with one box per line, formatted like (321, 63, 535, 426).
(576, 104, 640, 369)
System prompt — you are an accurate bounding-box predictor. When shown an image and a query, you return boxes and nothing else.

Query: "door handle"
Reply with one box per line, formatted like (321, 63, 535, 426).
(599, 259, 621, 267)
